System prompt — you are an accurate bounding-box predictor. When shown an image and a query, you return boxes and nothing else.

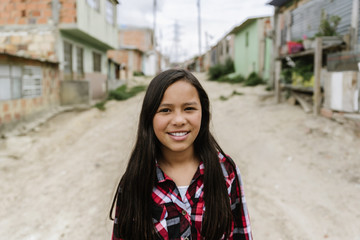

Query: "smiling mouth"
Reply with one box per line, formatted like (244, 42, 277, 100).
(168, 132, 189, 137)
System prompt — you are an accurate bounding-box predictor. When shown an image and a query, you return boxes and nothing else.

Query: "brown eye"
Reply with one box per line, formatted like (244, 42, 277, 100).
(159, 108, 171, 113)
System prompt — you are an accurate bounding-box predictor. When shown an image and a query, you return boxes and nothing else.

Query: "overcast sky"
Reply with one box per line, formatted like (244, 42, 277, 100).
(117, 0, 274, 62)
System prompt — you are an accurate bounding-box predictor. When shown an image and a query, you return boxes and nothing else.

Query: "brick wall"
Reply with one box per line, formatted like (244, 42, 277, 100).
(59, 0, 77, 24)
(0, 0, 53, 25)
(0, 0, 77, 25)
(108, 49, 129, 66)
(0, 54, 60, 133)
(119, 28, 153, 52)
(0, 0, 78, 62)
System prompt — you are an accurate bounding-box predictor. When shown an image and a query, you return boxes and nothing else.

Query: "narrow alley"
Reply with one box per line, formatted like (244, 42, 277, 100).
(0, 73, 359, 240)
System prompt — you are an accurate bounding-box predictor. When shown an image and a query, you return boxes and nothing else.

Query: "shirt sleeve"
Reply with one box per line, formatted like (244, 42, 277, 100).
(229, 164, 253, 240)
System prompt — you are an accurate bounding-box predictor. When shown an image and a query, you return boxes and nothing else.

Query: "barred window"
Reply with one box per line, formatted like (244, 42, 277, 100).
(63, 41, 73, 80)
(76, 46, 84, 77)
(0, 64, 42, 101)
(93, 52, 101, 72)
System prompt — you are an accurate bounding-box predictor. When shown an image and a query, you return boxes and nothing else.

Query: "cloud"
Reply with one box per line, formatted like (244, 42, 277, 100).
(117, 0, 274, 61)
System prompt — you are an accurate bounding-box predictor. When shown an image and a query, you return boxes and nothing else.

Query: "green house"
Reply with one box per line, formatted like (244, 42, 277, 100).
(231, 17, 273, 82)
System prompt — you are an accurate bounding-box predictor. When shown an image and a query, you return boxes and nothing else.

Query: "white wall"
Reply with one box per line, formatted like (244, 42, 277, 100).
(76, 0, 118, 49)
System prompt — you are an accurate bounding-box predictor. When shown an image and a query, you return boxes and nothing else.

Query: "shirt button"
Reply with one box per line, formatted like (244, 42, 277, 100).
(181, 210, 187, 216)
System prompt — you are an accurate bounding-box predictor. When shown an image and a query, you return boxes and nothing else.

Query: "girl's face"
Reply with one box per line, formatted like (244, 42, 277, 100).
(153, 80, 202, 157)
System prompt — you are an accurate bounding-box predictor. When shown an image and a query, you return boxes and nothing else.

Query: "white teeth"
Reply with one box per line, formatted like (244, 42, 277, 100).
(169, 132, 187, 137)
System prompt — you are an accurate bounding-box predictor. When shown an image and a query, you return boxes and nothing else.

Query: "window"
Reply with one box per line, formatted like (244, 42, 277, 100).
(22, 66, 42, 98)
(76, 46, 84, 77)
(63, 41, 73, 79)
(87, 0, 100, 11)
(0, 64, 42, 101)
(0, 65, 12, 100)
(106, 0, 115, 25)
(93, 52, 101, 72)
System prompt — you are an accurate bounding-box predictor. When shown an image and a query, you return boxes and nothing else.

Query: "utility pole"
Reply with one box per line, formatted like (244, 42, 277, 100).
(197, 0, 202, 71)
(153, 0, 158, 73)
(173, 20, 180, 63)
(153, 0, 157, 50)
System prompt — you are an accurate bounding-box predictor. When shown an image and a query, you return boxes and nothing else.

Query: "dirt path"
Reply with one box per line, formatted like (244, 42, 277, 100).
(0, 73, 359, 240)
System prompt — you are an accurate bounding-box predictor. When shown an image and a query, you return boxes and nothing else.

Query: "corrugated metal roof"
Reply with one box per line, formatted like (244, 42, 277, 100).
(290, 0, 352, 41)
(268, 0, 292, 7)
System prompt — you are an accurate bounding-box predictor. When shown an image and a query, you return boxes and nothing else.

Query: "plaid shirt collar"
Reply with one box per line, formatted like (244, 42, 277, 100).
(155, 160, 205, 185)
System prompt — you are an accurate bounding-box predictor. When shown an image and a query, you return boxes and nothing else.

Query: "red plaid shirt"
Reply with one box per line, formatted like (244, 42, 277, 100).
(112, 153, 252, 240)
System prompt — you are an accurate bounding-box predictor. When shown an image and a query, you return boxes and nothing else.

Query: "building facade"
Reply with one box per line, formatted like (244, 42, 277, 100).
(109, 26, 160, 77)
(0, 0, 119, 132)
(231, 17, 273, 81)
(0, 53, 60, 133)
(0, 0, 119, 103)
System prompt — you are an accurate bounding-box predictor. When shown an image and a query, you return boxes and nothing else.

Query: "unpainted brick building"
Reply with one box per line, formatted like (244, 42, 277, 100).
(0, 0, 119, 132)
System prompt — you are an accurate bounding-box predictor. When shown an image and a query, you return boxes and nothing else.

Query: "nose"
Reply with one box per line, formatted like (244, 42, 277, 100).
(172, 112, 186, 126)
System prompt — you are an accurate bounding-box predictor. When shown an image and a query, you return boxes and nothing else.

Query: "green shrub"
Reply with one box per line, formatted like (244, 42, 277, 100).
(208, 64, 225, 80)
(95, 85, 146, 110)
(94, 101, 106, 111)
(217, 75, 231, 83)
(127, 85, 147, 95)
(107, 85, 146, 101)
(133, 71, 144, 76)
(231, 74, 245, 83)
(108, 85, 131, 100)
(244, 72, 264, 86)
(208, 58, 235, 80)
(224, 58, 235, 75)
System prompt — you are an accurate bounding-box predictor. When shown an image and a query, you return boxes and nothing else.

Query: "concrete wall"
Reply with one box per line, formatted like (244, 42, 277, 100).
(234, 18, 272, 81)
(86, 72, 107, 100)
(0, 54, 60, 133)
(234, 20, 260, 78)
(77, 0, 118, 49)
(60, 80, 90, 105)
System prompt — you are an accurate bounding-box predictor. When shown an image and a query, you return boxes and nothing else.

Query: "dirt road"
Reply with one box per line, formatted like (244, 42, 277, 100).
(0, 73, 359, 240)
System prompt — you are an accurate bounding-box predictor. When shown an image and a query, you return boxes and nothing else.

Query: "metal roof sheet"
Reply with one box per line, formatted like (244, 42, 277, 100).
(268, 0, 292, 7)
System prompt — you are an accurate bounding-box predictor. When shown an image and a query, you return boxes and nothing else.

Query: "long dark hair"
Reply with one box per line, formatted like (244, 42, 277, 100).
(110, 69, 232, 239)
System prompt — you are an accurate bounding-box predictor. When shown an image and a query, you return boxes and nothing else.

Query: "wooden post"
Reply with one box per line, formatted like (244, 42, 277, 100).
(351, 0, 359, 49)
(313, 37, 322, 115)
(275, 60, 282, 103)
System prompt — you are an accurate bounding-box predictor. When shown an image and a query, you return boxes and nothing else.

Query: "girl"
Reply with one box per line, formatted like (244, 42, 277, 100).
(109, 69, 252, 240)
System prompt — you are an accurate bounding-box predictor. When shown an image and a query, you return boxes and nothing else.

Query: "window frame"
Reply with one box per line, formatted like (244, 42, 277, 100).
(0, 64, 42, 101)
(106, 0, 115, 25)
(76, 46, 84, 78)
(93, 52, 102, 72)
(63, 41, 73, 80)
(86, 0, 100, 12)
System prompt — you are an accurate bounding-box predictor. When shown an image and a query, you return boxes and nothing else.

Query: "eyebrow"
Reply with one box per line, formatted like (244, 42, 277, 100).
(158, 102, 199, 107)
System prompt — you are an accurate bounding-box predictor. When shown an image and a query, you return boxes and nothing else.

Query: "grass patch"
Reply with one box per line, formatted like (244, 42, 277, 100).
(94, 101, 106, 111)
(216, 74, 245, 84)
(243, 72, 265, 86)
(94, 85, 146, 111)
(219, 90, 244, 101)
